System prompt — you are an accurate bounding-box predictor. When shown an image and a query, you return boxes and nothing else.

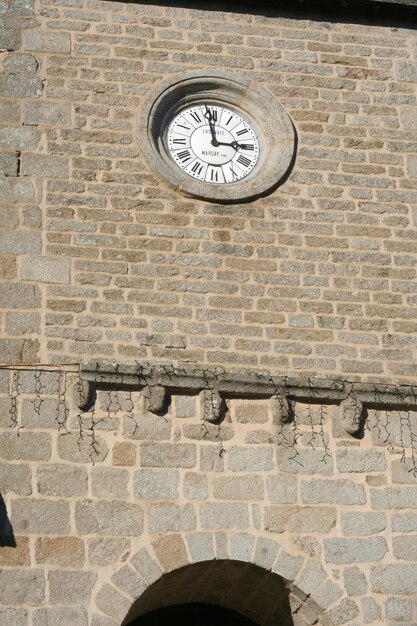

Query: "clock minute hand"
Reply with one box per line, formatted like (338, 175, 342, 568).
(204, 105, 219, 146)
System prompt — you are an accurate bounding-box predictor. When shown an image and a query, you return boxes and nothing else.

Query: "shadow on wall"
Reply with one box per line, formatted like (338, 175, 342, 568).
(0, 494, 16, 548)
(106, 0, 417, 28)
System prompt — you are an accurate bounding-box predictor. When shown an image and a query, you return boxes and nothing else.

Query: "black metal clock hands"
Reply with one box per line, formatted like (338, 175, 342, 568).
(204, 107, 252, 152)
(204, 105, 218, 146)
(213, 140, 252, 151)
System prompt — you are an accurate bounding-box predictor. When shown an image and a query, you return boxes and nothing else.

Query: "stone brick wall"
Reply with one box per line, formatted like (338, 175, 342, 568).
(1, 367, 417, 624)
(1, 0, 417, 624)
(1, 0, 417, 380)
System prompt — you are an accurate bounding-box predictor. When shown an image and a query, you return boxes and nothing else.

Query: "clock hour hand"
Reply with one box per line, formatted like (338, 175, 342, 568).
(204, 105, 219, 146)
(214, 140, 250, 151)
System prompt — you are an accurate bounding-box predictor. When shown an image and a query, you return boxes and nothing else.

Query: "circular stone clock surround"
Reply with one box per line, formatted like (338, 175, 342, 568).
(138, 70, 296, 203)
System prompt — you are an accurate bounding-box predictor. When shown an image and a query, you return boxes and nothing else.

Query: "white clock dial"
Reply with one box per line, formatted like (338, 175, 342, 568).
(165, 102, 260, 184)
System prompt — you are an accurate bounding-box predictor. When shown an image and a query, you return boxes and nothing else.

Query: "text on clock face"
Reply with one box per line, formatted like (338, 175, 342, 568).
(166, 102, 260, 184)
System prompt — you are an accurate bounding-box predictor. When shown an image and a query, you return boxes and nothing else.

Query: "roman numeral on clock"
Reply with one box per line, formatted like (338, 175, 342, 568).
(177, 149, 192, 163)
(207, 108, 218, 122)
(172, 138, 187, 145)
(207, 167, 219, 182)
(190, 111, 202, 123)
(236, 128, 249, 136)
(236, 154, 252, 168)
(191, 161, 204, 176)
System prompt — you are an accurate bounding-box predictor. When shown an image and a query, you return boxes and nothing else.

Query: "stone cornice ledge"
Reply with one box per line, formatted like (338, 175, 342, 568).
(76, 361, 417, 435)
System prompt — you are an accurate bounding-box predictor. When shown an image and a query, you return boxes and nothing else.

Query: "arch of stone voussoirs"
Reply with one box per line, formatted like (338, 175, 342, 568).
(92, 531, 351, 626)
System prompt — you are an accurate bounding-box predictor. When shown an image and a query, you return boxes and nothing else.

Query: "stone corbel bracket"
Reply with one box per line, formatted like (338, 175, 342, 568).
(145, 384, 167, 415)
(200, 388, 224, 424)
(271, 393, 294, 425)
(340, 390, 364, 436)
(73, 377, 95, 412)
(76, 361, 417, 436)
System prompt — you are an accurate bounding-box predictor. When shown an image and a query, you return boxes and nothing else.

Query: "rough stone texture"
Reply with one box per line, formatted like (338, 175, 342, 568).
(123, 413, 171, 440)
(343, 566, 368, 597)
(26, 30, 71, 53)
(230, 532, 255, 562)
(1, 1, 417, 624)
(112, 441, 136, 466)
(393, 535, 417, 561)
(35, 537, 85, 567)
(48, 570, 96, 605)
(0, 609, 28, 626)
(385, 598, 414, 621)
(212, 475, 264, 500)
(276, 447, 334, 475)
(58, 431, 108, 463)
(75, 500, 143, 536)
(112, 564, 146, 598)
(0, 536, 30, 566)
(336, 448, 387, 473)
(133, 468, 179, 499)
(392, 513, 417, 532)
(0, 462, 32, 495)
(19, 256, 70, 284)
(327, 598, 360, 625)
(88, 538, 130, 566)
(91, 467, 129, 498)
(130, 548, 162, 585)
(324, 537, 387, 564)
(371, 564, 417, 594)
(152, 534, 189, 571)
(95, 584, 131, 622)
(0, 432, 51, 461)
(265, 506, 336, 533)
(5, 312, 41, 336)
(200, 503, 250, 529)
(24, 101, 71, 126)
(340, 511, 386, 536)
(363, 598, 382, 624)
(140, 442, 196, 468)
(266, 475, 297, 503)
(301, 479, 366, 505)
(11, 499, 70, 534)
(186, 532, 215, 562)
(0, 570, 45, 605)
(312, 580, 343, 610)
(37, 464, 88, 497)
(33, 607, 88, 626)
(183, 472, 208, 499)
(273, 551, 304, 582)
(254, 536, 279, 570)
(227, 446, 274, 471)
(0, 282, 40, 309)
(148, 503, 196, 532)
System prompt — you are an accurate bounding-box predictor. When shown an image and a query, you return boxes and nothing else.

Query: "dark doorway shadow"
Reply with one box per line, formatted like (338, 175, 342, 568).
(127, 603, 261, 626)
(0, 494, 16, 548)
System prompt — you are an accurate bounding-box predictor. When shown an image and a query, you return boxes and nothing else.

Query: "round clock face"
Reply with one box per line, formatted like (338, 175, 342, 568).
(139, 71, 295, 202)
(165, 102, 260, 185)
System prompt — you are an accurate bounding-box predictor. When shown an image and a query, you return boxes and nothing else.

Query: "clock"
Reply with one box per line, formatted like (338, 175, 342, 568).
(138, 71, 295, 203)
(166, 102, 260, 185)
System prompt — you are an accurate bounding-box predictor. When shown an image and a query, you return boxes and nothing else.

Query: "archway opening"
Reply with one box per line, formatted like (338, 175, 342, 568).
(121, 560, 325, 626)
(126, 602, 259, 626)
